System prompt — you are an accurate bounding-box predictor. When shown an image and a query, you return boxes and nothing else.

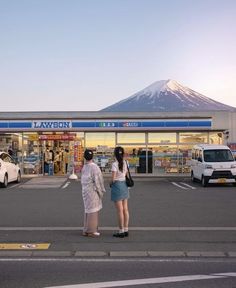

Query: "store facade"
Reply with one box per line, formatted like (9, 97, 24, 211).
(0, 111, 235, 176)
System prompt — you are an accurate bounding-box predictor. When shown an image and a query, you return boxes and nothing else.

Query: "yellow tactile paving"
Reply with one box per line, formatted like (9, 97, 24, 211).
(0, 243, 50, 250)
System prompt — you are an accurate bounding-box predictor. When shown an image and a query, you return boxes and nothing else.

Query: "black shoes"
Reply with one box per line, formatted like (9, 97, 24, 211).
(113, 231, 129, 238)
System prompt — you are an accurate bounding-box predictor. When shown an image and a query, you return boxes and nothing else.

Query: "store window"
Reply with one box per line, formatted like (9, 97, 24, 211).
(179, 132, 208, 144)
(178, 145, 193, 174)
(121, 145, 146, 173)
(209, 132, 223, 145)
(85, 132, 115, 172)
(148, 133, 177, 144)
(149, 145, 178, 175)
(117, 133, 145, 144)
(22, 133, 41, 174)
(0, 133, 22, 163)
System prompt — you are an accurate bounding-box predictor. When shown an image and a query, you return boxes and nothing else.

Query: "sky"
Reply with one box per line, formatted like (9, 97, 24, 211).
(0, 0, 236, 111)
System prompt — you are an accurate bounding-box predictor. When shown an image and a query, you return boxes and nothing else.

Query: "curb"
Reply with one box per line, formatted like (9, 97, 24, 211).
(0, 251, 236, 258)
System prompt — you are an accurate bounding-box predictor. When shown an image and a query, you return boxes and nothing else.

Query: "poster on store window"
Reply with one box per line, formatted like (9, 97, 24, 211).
(73, 141, 83, 173)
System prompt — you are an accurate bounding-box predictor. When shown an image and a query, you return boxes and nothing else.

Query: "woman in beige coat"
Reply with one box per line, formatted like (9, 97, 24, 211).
(81, 149, 106, 237)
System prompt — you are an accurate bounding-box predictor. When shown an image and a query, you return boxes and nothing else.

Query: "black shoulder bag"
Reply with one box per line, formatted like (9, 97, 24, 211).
(125, 160, 134, 187)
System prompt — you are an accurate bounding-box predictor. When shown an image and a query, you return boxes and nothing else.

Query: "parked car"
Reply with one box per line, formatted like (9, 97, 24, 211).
(0, 152, 21, 188)
(191, 144, 236, 187)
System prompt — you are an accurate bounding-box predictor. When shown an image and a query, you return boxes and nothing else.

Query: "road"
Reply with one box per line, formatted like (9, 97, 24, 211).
(0, 176, 236, 287)
(1, 258, 236, 288)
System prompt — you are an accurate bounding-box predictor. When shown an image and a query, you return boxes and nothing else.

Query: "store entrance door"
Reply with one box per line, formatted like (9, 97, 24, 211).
(39, 134, 75, 176)
(41, 140, 71, 176)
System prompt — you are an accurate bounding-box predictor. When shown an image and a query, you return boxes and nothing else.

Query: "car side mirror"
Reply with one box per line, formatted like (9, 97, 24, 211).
(197, 157, 202, 162)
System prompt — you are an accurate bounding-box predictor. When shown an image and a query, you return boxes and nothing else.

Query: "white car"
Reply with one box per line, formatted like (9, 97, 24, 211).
(0, 152, 21, 188)
(191, 144, 236, 187)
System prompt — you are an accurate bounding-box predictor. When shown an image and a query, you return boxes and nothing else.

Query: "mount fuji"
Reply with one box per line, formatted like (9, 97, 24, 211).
(102, 79, 235, 112)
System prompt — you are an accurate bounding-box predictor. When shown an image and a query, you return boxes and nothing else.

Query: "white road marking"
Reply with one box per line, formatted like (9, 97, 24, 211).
(171, 182, 188, 189)
(214, 272, 236, 277)
(62, 182, 70, 189)
(180, 182, 196, 189)
(10, 184, 21, 189)
(44, 273, 236, 288)
(1, 226, 236, 231)
(19, 177, 67, 189)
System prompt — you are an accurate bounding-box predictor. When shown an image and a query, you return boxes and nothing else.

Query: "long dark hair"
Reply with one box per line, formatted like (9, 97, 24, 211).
(114, 146, 124, 172)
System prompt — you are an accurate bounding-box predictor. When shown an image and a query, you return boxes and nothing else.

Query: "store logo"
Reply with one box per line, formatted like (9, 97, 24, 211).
(98, 122, 116, 127)
(33, 121, 72, 129)
(122, 122, 139, 127)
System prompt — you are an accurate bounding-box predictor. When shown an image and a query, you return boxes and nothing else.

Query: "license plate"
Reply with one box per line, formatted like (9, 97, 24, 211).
(218, 178, 226, 183)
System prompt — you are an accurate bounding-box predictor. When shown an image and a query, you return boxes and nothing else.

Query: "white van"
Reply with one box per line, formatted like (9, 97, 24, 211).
(191, 144, 236, 187)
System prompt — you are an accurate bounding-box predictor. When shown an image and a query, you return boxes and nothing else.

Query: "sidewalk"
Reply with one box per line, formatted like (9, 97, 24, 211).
(1, 228, 236, 258)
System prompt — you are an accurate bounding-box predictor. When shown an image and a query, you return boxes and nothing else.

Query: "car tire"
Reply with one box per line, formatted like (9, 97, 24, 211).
(2, 174, 8, 188)
(16, 171, 21, 183)
(191, 171, 196, 182)
(201, 175, 208, 187)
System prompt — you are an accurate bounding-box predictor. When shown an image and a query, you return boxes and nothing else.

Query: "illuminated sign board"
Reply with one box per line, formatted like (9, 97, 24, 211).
(33, 121, 72, 129)
(0, 119, 212, 130)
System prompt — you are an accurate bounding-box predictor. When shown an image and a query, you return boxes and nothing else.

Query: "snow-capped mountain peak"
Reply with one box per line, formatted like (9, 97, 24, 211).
(102, 79, 235, 112)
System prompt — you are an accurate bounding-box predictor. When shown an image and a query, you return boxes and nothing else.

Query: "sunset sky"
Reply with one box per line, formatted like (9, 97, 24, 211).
(0, 0, 236, 111)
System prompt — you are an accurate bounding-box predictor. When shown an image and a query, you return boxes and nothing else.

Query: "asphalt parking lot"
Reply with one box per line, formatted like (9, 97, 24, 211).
(0, 175, 236, 258)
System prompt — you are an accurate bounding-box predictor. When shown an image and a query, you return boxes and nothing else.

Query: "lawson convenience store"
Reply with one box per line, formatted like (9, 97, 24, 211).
(0, 110, 234, 176)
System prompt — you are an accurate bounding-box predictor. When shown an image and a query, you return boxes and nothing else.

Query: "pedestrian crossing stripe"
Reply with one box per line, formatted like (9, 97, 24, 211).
(0, 243, 50, 250)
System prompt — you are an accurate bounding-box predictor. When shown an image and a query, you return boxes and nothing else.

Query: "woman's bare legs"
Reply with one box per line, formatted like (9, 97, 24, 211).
(114, 199, 129, 234)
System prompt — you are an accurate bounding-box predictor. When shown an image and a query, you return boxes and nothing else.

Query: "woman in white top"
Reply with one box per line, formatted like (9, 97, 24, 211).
(81, 149, 106, 237)
(110, 146, 130, 238)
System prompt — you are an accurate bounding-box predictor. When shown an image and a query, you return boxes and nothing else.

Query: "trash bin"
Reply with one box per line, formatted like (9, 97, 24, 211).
(48, 161, 54, 176)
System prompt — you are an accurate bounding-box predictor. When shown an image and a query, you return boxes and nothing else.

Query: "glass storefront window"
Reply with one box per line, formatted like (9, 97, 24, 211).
(23, 133, 41, 174)
(178, 145, 193, 174)
(149, 145, 178, 175)
(0, 133, 22, 163)
(148, 133, 177, 144)
(179, 132, 208, 144)
(209, 132, 223, 145)
(121, 145, 146, 173)
(117, 133, 145, 144)
(85, 132, 115, 173)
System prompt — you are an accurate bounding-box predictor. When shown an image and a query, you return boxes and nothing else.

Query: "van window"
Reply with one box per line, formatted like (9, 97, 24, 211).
(203, 149, 234, 162)
(191, 151, 194, 159)
(198, 150, 203, 162)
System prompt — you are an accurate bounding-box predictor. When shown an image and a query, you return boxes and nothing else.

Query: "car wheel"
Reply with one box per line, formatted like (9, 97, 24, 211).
(2, 174, 8, 188)
(16, 171, 21, 183)
(191, 171, 196, 182)
(201, 175, 208, 187)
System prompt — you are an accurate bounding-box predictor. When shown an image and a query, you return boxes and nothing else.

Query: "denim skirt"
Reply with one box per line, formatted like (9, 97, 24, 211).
(111, 180, 129, 202)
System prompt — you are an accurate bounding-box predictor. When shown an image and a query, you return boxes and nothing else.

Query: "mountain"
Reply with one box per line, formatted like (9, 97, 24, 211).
(101, 79, 235, 112)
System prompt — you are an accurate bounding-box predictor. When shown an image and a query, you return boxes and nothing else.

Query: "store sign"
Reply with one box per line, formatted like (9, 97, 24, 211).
(33, 121, 72, 129)
(97, 122, 118, 128)
(121, 122, 140, 127)
(39, 134, 75, 140)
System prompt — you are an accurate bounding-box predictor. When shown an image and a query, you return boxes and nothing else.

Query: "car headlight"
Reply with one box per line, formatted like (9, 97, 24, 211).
(231, 164, 236, 169)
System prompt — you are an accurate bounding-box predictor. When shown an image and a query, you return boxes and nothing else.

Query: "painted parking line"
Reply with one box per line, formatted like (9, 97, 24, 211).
(62, 182, 70, 189)
(44, 272, 236, 288)
(171, 182, 196, 190)
(9, 183, 21, 189)
(171, 182, 188, 190)
(180, 182, 196, 189)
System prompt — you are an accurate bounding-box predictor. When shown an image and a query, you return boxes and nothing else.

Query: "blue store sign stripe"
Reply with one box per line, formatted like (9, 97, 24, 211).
(0, 119, 212, 129)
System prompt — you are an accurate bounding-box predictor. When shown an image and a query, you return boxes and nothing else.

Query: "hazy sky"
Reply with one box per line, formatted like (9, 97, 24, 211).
(1, 0, 236, 111)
